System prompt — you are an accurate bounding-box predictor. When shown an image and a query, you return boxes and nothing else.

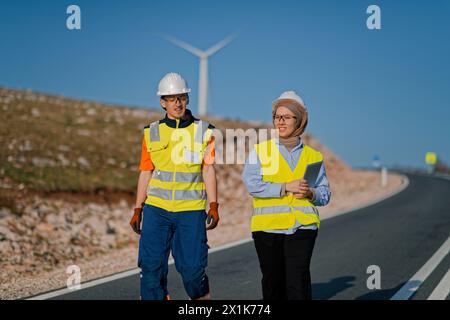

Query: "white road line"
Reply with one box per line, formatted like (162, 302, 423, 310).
(391, 236, 450, 300)
(427, 268, 450, 300)
(27, 174, 410, 300)
(26, 238, 253, 300)
(27, 268, 140, 300)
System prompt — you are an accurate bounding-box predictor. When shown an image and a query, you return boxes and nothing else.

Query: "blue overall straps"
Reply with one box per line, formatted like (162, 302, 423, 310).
(138, 204, 210, 300)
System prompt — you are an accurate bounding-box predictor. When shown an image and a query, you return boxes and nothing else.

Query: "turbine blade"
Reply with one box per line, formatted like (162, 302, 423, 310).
(161, 34, 205, 57)
(204, 33, 238, 57)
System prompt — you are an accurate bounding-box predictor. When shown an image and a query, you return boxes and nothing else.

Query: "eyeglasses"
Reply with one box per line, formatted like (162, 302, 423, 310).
(273, 114, 297, 122)
(163, 95, 188, 103)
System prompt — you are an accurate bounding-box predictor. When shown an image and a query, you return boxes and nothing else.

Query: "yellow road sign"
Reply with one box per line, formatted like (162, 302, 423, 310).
(425, 152, 437, 165)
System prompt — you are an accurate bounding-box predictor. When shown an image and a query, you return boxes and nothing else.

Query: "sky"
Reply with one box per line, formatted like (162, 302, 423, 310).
(1, 0, 449, 168)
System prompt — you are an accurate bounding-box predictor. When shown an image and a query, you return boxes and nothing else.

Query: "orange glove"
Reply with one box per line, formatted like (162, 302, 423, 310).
(130, 203, 144, 235)
(206, 202, 219, 230)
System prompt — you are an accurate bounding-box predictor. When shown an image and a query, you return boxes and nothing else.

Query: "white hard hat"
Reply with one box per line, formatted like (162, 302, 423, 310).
(157, 72, 191, 96)
(272, 91, 306, 110)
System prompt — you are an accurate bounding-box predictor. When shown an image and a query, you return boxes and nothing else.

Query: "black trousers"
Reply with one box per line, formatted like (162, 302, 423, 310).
(252, 229, 318, 300)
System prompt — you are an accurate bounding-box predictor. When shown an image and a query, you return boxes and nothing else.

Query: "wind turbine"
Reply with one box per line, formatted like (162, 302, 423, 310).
(162, 33, 237, 116)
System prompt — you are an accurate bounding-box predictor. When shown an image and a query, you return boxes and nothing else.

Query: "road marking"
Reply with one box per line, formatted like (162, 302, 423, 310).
(26, 237, 254, 300)
(391, 235, 450, 300)
(26, 268, 140, 300)
(427, 267, 450, 300)
(27, 174, 410, 300)
(208, 238, 252, 253)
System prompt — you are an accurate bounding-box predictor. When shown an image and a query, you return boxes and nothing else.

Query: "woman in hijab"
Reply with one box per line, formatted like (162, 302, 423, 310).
(242, 91, 331, 300)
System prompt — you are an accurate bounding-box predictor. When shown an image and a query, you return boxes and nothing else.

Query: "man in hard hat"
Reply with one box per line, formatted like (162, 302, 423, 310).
(130, 72, 219, 300)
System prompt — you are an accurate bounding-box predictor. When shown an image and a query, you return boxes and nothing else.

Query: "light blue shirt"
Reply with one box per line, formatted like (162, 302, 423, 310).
(242, 138, 331, 234)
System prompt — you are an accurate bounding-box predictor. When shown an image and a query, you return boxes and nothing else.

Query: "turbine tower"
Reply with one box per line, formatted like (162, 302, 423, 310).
(163, 33, 237, 116)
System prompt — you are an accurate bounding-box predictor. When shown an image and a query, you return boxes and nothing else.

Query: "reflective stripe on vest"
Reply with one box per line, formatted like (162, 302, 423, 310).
(147, 185, 172, 200)
(152, 169, 203, 183)
(147, 185, 206, 200)
(253, 205, 318, 215)
(149, 120, 160, 142)
(194, 120, 209, 144)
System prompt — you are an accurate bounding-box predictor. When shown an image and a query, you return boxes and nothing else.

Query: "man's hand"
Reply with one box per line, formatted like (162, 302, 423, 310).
(206, 202, 219, 230)
(130, 204, 144, 235)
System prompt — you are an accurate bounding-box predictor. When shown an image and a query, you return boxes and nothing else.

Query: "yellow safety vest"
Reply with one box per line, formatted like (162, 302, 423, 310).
(251, 139, 323, 232)
(143, 116, 213, 212)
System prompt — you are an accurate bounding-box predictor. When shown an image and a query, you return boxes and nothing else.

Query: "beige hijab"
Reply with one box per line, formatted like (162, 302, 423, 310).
(272, 99, 308, 152)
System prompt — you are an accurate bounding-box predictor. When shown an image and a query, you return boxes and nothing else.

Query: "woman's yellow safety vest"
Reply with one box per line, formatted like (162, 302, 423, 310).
(143, 117, 213, 212)
(251, 139, 323, 232)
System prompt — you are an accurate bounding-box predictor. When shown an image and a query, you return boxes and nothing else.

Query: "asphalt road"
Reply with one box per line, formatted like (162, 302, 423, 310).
(41, 172, 450, 300)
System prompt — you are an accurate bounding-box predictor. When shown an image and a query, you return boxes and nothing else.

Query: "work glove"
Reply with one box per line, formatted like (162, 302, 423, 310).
(130, 203, 144, 235)
(206, 202, 220, 230)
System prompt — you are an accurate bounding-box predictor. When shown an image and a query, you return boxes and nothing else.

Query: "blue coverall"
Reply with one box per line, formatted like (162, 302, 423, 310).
(138, 204, 210, 300)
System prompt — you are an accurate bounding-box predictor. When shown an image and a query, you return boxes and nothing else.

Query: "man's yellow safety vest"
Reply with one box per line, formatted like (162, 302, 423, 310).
(143, 111, 213, 212)
(251, 139, 323, 232)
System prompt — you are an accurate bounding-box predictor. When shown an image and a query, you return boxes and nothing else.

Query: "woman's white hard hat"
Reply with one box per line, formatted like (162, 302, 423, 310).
(272, 91, 307, 110)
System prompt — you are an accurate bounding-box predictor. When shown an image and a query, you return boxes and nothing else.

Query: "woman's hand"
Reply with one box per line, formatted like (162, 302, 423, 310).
(285, 179, 302, 194)
(286, 179, 313, 199)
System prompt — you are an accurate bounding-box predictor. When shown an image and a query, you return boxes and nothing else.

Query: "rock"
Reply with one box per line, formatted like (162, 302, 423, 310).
(35, 223, 55, 234)
(0, 208, 12, 219)
(31, 157, 56, 167)
(57, 154, 70, 166)
(0, 225, 19, 241)
(86, 108, 97, 116)
(77, 157, 90, 167)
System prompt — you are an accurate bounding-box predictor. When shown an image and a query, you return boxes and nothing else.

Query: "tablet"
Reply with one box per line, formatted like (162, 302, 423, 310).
(303, 161, 322, 187)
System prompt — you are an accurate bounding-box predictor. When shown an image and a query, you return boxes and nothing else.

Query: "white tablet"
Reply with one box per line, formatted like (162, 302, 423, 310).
(303, 161, 322, 187)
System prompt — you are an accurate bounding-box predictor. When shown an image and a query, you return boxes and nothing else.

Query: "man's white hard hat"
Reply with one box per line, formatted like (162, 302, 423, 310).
(157, 72, 191, 96)
(272, 91, 307, 110)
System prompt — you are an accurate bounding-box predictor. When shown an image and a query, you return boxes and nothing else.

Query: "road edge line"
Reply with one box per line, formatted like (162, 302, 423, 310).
(391, 236, 450, 300)
(427, 267, 450, 300)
